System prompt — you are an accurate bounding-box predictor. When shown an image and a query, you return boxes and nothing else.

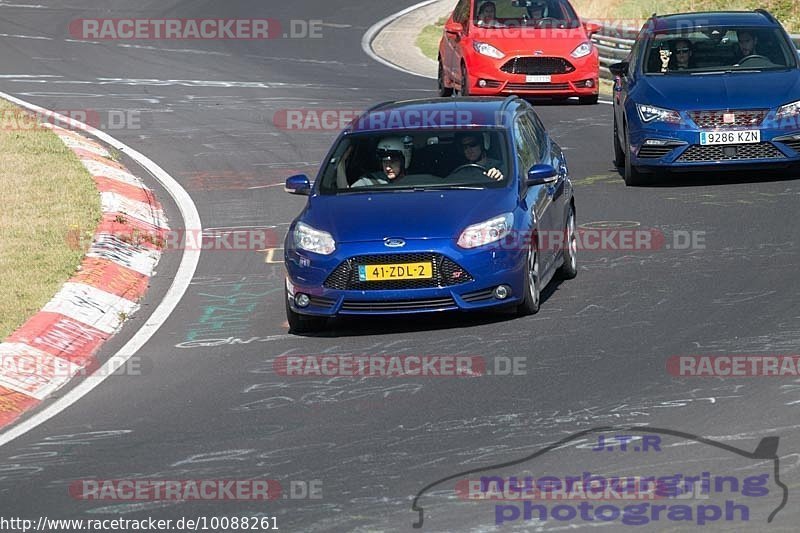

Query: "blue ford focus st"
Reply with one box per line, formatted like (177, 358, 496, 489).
(611, 10, 800, 185)
(283, 97, 577, 333)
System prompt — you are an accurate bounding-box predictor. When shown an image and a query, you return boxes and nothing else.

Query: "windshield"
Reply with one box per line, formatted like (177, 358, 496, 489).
(319, 130, 510, 193)
(472, 0, 580, 29)
(642, 26, 797, 74)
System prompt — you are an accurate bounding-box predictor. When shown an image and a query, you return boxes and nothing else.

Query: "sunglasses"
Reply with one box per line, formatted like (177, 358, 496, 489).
(461, 140, 481, 149)
(676, 48, 691, 53)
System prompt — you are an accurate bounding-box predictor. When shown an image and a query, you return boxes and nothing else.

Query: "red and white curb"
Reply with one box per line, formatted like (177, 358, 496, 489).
(0, 124, 168, 428)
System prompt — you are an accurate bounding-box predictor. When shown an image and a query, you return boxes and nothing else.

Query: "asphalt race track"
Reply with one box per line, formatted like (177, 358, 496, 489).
(1, 0, 799, 531)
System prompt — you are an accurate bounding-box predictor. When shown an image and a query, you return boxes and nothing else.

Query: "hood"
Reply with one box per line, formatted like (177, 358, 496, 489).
(301, 188, 514, 243)
(471, 27, 589, 57)
(636, 70, 800, 110)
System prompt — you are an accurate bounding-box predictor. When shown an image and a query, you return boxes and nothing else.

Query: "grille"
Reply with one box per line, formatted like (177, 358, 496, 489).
(677, 143, 785, 162)
(500, 57, 575, 75)
(462, 288, 496, 303)
(777, 139, 800, 153)
(340, 297, 457, 311)
(690, 110, 768, 129)
(505, 83, 570, 91)
(307, 295, 335, 308)
(323, 253, 473, 291)
(638, 144, 682, 159)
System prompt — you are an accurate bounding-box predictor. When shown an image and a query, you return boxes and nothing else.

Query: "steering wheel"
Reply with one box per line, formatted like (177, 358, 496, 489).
(449, 163, 488, 175)
(736, 54, 770, 65)
(535, 17, 559, 28)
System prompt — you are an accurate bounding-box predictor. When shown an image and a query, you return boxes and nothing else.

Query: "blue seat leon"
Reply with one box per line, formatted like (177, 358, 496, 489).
(610, 10, 800, 185)
(283, 96, 577, 333)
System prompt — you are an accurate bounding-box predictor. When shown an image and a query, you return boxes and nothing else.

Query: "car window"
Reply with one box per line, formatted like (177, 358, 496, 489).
(642, 27, 796, 74)
(513, 115, 539, 175)
(472, 0, 580, 29)
(318, 129, 510, 193)
(453, 0, 471, 25)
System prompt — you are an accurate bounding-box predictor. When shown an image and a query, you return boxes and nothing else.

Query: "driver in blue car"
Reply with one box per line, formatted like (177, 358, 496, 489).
(350, 136, 411, 187)
(734, 30, 759, 63)
(457, 133, 504, 180)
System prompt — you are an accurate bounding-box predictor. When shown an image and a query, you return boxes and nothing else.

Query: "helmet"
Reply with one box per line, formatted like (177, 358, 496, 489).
(376, 136, 413, 169)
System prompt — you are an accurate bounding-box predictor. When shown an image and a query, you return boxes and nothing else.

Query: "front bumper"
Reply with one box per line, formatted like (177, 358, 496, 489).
(465, 53, 599, 97)
(627, 113, 800, 171)
(285, 239, 528, 316)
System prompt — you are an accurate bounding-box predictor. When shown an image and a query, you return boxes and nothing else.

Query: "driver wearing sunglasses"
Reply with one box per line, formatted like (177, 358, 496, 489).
(670, 39, 694, 70)
(457, 133, 504, 180)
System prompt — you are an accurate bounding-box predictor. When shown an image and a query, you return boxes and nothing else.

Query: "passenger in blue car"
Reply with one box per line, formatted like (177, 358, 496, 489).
(669, 39, 694, 71)
(350, 136, 411, 187)
(457, 133, 504, 180)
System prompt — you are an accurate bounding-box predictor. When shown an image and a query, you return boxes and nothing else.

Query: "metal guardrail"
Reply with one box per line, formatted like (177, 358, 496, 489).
(590, 20, 800, 79)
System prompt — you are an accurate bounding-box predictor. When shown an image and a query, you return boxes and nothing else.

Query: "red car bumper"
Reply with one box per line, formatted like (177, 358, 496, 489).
(464, 53, 599, 97)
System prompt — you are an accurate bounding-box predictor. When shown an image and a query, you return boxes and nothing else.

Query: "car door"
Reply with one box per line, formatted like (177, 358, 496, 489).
(514, 113, 558, 277)
(614, 27, 644, 144)
(443, 0, 471, 84)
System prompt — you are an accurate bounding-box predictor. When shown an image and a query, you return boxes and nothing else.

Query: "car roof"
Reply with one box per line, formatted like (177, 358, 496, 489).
(345, 97, 524, 134)
(646, 10, 779, 32)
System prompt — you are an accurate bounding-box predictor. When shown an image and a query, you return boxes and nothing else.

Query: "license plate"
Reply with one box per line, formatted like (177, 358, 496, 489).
(699, 130, 760, 145)
(358, 262, 432, 281)
(526, 75, 551, 83)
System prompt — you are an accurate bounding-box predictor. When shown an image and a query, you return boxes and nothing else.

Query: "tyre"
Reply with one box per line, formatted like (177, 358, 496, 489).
(517, 245, 540, 316)
(557, 206, 578, 280)
(460, 63, 470, 96)
(613, 117, 625, 167)
(438, 59, 453, 97)
(579, 94, 599, 105)
(623, 123, 646, 186)
(285, 289, 326, 334)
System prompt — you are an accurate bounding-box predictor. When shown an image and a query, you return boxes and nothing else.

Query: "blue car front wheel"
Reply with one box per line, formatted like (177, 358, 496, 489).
(517, 246, 541, 316)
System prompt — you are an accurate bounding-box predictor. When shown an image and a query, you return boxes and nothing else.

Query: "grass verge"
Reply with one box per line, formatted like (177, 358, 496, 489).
(416, 17, 447, 61)
(0, 99, 101, 339)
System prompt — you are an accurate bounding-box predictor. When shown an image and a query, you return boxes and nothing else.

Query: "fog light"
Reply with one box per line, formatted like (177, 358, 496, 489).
(478, 79, 487, 88)
(585, 79, 594, 88)
(494, 285, 511, 300)
(296, 293, 310, 308)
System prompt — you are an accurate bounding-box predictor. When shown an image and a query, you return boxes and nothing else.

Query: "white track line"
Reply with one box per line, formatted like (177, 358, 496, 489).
(361, 1, 614, 105)
(361, 0, 440, 79)
(0, 91, 202, 448)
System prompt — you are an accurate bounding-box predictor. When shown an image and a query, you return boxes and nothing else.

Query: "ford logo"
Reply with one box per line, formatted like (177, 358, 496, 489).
(384, 238, 406, 248)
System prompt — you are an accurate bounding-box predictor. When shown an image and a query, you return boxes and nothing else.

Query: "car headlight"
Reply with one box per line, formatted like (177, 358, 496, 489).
(570, 42, 593, 59)
(776, 99, 800, 120)
(473, 41, 505, 59)
(293, 222, 335, 255)
(457, 213, 514, 249)
(637, 104, 682, 124)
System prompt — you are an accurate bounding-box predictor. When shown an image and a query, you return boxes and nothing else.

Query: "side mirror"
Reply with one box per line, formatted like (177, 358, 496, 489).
(526, 164, 557, 186)
(609, 61, 630, 77)
(583, 21, 602, 37)
(444, 21, 463, 35)
(285, 174, 311, 195)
